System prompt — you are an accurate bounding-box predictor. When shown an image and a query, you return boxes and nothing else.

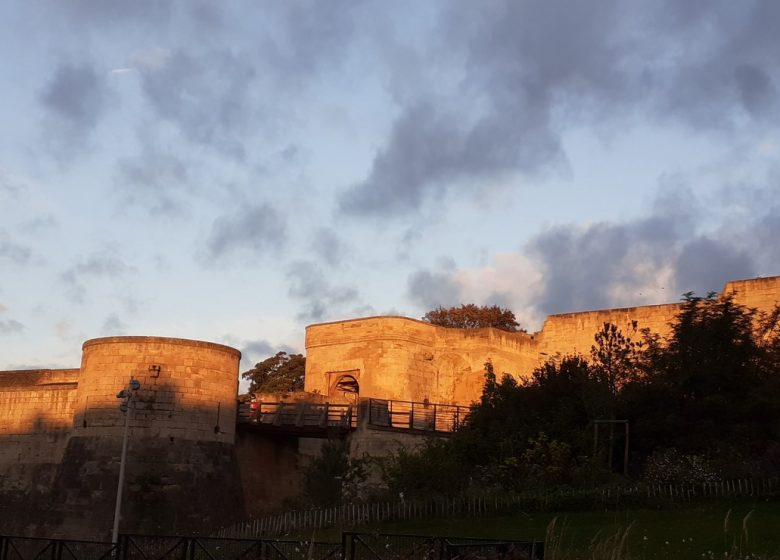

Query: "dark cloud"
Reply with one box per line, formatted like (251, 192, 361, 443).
(61, 253, 133, 303)
(138, 49, 256, 158)
(100, 313, 127, 335)
(266, 0, 358, 81)
(0, 230, 32, 264)
(0, 319, 24, 335)
(40, 62, 109, 133)
(0, 169, 27, 197)
(241, 339, 273, 361)
(115, 147, 193, 216)
(51, 0, 171, 27)
(239, 339, 297, 372)
(530, 217, 678, 315)
(648, 0, 780, 128)
(526, 181, 771, 315)
(206, 203, 286, 260)
(286, 260, 361, 322)
(218, 335, 297, 373)
(20, 215, 59, 234)
(342, 0, 780, 216)
(406, 259, 462, 310)
(341, 1, 628, 215)
(675, 238, 756, 296)
(310, 227, 349, 267)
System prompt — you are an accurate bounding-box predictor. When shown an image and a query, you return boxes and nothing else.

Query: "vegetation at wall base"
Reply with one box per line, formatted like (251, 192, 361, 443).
(384, 294, 780, 500)
(219, 497, 780, 559)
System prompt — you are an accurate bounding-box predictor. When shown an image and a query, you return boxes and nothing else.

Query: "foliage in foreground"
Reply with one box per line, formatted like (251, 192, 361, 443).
(383, 294, 780, 498)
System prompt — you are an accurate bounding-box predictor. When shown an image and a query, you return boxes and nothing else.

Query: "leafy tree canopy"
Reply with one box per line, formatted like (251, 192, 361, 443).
(422, 304, 522, 332)
(241, 351, 305, 394)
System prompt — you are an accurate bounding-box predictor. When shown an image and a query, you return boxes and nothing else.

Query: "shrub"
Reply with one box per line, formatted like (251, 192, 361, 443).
(643, 448, 719, 484)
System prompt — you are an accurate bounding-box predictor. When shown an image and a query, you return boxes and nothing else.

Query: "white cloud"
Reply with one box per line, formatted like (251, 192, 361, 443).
(454, 252, 545, 330)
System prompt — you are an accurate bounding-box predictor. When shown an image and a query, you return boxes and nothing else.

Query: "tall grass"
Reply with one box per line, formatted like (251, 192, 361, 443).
(542, 509, 780, 560)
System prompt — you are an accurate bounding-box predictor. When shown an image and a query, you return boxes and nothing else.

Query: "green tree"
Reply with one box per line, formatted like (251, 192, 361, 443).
(628, 294, 780, 468)
(241, 351, 305, 394)
(422, 304, 522, 332)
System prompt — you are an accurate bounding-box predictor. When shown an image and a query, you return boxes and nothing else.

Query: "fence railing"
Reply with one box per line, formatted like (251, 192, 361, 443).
(0, 537, 117, 560)
(342, 532, 542, 560)
(366, 399, 471, 433)
(216, 477, 780, 539)
(238, 402, 356, 431)
(0, 534, 540, 560)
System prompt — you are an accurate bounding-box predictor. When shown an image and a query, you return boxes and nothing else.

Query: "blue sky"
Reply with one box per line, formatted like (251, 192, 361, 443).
(1, 1, 778, 381)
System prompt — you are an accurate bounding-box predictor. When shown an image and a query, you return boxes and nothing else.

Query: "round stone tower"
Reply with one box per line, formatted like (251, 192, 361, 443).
(73, 336, 239, 443)
(54, 336, 245, 539)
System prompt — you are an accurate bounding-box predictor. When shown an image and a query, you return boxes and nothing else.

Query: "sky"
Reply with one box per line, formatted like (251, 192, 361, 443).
(1, 1, 779, 382)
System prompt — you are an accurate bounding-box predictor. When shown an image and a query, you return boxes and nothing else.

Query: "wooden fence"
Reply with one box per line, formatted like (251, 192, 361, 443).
(215, 477, 780, 539)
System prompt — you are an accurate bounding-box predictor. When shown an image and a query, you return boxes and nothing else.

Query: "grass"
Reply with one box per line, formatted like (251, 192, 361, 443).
(303, 499, 780, 559)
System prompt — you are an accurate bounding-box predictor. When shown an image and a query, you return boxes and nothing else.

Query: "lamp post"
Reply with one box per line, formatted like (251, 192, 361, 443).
(112, 378, 141, 544)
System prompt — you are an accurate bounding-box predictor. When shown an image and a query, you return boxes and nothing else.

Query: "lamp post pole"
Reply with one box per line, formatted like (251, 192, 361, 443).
(112, 378, 140, 544)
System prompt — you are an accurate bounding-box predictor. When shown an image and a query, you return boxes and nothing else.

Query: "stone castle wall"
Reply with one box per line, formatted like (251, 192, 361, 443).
(305, 276, 780, 407)
(0, 369, 80, 497)
(0, 337, 244, 538)
(74, 337, 239, 443)
(304, 318, 538, 404)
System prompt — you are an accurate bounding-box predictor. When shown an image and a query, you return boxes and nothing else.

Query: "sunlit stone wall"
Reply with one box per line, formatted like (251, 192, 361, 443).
(73, 336, 240, 443)
(305, 276, 780, 407)
(0, 369, 79, 492)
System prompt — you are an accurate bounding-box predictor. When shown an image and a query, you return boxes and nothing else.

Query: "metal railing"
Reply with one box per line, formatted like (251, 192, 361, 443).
(120, 535, 340, 560)
(237, 401, 356, 430)
(342, 532, 543, 560)
(0, 537, 116, 560)
(367, 399, 471, 433)
(0, 534, 541, 560)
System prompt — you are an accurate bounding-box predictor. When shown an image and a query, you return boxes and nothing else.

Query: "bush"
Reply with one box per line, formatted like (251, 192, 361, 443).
(643, 448, 719, 484)
(303, 440, 368, 506)
(381, 438, 466, 498)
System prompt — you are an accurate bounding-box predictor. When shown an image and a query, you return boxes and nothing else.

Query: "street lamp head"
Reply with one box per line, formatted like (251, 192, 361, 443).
(116, 390, 128, 399)
(129, 379, 141, 391)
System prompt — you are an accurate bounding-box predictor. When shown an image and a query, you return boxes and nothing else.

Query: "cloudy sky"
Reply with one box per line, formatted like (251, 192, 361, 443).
(1, 1, 778, 378)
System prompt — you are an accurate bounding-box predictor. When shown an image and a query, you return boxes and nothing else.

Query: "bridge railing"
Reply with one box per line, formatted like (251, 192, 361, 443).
(366, 398, 471, 433)
(238, 401, 356, 430)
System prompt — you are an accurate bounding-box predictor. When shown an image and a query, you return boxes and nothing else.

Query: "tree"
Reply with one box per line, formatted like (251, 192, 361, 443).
(627, 294, 780, 467)
(422, 304, 522, 332)
(590, 322, 642, 398)
(241, 351, 305, 394)
(303, 440, 368, 506)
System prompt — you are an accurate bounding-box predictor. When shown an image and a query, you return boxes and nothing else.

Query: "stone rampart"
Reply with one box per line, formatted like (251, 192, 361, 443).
(0, 336, 244, 539)
(305, 275, 780, 407)
(0, 369, 79, 494)
(305, 317, 537, 405)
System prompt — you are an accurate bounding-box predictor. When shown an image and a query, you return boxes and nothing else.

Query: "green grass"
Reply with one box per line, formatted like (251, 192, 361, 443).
(304, 500, 780, 559)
